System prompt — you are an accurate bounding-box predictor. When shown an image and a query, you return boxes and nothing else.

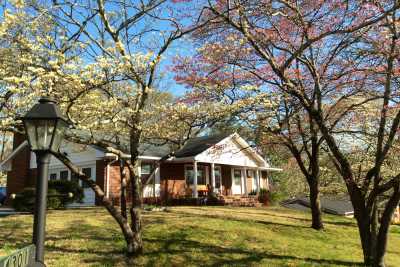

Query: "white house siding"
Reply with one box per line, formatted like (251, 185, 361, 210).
(30, 142, 104, 169)
(30, 143, 103, 206)
(194, 137, 261, 167)
(142, 165, 161, 198)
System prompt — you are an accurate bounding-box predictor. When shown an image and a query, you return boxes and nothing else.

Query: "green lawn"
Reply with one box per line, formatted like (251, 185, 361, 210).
(0, 206, 399, 267)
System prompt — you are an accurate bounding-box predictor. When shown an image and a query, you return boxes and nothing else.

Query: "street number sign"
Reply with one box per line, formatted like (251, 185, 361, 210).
(0, 245, 35, 267)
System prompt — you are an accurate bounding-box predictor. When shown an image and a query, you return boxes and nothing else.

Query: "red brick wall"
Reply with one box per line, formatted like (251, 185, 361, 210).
(107, 162, 123, 203)
(393, 206, 400, 224)
(6, 133, 31, 202)
(104, 161, 159, 206)
(159, 163, 234, 199)
(160, 162, 186, 199)
(160, 162, 185, 181)
(105, 162, 141, 206)
(160, 179, 187, 199)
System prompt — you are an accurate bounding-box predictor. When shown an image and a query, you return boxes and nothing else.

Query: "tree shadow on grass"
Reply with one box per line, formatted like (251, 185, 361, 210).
(44, 222, 364, 267)
(0, 217, 33, 250)
(187, 207, 358, 228)
(173, 210, 311, 229)
(142, 234, 364, 267)
(46, 220, 124, 244)
(1, 210, 364, 266)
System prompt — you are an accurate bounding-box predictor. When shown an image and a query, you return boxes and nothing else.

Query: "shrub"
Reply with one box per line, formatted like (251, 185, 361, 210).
(258, 188, 269, 205)
(12, 188, 35, 212)
(166, 197, 198, 206)
(12, 180, 84, 212)
(206, 194, 223, 206)
(12, 188, 61, 212)
(48, 180, 84, 208)
(268, 190, 286, 205)
(47, 188, 63, 209)
(248, 189, 257, 196)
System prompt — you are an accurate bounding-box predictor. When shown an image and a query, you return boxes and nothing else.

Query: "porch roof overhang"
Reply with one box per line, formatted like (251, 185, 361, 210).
(166, 156, 282, 171)
(104, 152, 162, 161)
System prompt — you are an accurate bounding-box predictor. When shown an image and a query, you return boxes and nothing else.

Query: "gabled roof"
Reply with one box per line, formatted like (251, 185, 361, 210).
(174, 134, 229, 158)
(0, 132, 281, 170)
(139, 143, 171, 158)
(93, 143, 171, 158)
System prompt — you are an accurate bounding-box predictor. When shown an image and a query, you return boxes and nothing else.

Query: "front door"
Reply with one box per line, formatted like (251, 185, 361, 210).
(231, 169, 242, 194)
(81, 167, 95, 205)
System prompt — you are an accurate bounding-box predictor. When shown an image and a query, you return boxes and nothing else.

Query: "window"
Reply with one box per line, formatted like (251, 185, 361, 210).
(185, 165, 206, 186)
(253, 170, 258, 189)
(214, 166, 222, 188)
(233, 169, 242, 185)
(141, 164, 152, 175)
(82, 168, 92, 188)
(71, 173, 79, 185)
(49, 173, 57, 181)
(60, 170, 69, 181)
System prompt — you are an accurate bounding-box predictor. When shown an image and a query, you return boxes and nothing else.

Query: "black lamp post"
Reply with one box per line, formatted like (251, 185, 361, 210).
(21, 97, 69, 267)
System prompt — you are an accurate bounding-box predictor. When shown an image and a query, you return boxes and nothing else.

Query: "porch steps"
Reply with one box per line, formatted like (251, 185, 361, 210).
(221, 195, 262, 207)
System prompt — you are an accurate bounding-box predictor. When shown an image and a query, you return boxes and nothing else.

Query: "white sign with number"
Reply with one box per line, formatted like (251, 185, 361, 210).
(0, 245, 35, 267)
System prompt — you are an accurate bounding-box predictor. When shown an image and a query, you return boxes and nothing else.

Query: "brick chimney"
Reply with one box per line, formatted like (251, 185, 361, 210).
(6, 132, 33, 202)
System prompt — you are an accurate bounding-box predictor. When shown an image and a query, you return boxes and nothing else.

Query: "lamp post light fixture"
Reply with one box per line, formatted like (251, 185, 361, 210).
(21, 97, 69, 267)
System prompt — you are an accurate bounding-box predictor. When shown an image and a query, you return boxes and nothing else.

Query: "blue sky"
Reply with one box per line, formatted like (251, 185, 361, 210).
(158, 39, 196, 96)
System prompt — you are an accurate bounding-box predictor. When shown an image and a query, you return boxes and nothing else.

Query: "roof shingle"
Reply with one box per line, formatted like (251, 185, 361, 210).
(174, 134, 229, 158)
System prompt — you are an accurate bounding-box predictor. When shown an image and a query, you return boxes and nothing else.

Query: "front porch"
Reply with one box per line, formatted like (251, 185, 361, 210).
(184, 161, 271, 198)
(150, 133, 283, 202)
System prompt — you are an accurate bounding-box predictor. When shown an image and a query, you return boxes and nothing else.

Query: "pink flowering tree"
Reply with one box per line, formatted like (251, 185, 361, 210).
(175, 0, 400, 265)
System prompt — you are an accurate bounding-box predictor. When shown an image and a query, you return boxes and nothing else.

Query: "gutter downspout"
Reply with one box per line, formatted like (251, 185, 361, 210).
(106, 157, 118, 199)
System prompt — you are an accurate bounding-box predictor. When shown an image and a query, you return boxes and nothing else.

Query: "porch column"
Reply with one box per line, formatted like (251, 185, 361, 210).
(242, 167, 247, 195)
(220, 168, 223, 193)
(266, 171, 269, 190)
(193, 161, 198, 198)
(137, 160, 142, 177)
(258, 170, 262, 190)
(211, 162, 215, 193)
(255, 169, 260, 193)
(230, 168, 234, 196)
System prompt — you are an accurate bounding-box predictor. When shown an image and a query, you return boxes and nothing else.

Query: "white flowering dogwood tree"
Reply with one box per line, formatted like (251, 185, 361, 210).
(0, 0, 229, 256)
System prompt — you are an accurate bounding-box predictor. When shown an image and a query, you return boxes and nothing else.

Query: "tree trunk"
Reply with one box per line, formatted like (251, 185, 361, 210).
(53, 151, 138, 256)
(373, 188, 400, 267)
(120, 160, 127, 219)
(128, 162, 143, 255)
(129, 206, 143, 254)
(129, 171, 143, 254)
(308, 179, 324, 230)
(352, 196, 373, 266)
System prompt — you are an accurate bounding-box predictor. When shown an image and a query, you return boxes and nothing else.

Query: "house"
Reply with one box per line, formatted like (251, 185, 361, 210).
(394, 206, 400, 224)
(281, 197, 354, 217)
(0, 133, 282, 206)
(282, 196, 400, 224)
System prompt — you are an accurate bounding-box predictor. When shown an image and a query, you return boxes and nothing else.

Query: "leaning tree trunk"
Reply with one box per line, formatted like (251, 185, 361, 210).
(308, 178, 324, 230)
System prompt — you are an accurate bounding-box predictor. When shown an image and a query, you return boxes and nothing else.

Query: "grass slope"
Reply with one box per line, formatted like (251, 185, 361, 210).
(0, 206, 399, 266)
